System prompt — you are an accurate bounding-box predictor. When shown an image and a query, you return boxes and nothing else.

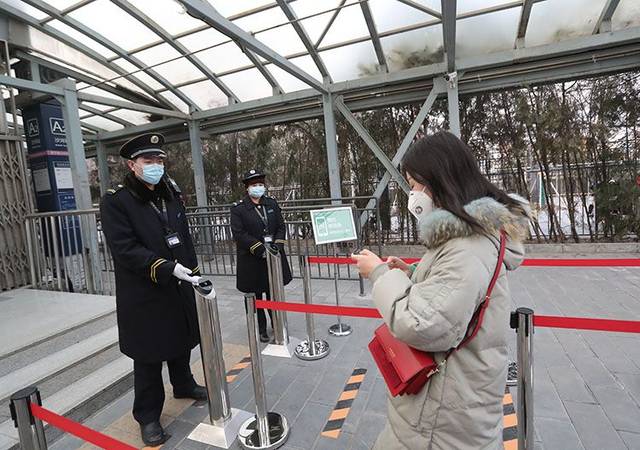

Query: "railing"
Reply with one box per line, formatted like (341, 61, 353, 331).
(24, 209, 114, 295)
(23, 197, 382, 294)
(187, 196, 382, 280)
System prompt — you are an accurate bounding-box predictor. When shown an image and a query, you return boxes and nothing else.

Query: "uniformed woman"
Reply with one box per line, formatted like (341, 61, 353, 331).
(230, 169, 292, 342)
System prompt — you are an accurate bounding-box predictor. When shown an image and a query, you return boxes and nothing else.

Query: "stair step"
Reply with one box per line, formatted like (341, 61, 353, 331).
(0, 356, 133, 449)
(0, 326, 119, 402)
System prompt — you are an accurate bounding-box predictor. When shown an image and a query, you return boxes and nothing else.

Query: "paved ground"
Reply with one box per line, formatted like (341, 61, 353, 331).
(19, 259, 640, 449)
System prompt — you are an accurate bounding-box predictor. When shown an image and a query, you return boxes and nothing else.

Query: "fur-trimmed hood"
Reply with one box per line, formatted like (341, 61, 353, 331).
(419, 194, 532, 269)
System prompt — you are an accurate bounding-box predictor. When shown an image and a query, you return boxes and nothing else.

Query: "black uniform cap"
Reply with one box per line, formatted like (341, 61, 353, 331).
(120, 133, 166, 159)
(242, 169, 266, 184)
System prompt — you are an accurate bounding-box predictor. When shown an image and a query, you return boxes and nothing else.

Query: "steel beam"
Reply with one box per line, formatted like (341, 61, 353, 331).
(15, 51, 166, 108)
(396, 0, 442, 18)
(241, 46, 284, 95)
(593, 0, 621, 34)
(40, 0, 97, 24)
(360, 79, 445, 226)
(21, 0, 199, 110)
(441, 0, 457, 73)
(188, 121, 208, 207)
(515, 0, 534, 48)
(77, 92, 188, 119)
(0, 74, 64, 96)
(0, 1, 171, 109)
(322, 94, 342, 203)
(277, 0, 331, 82)
(334, 96, 410, 194)
(111, 0, 240, 104)
(178, 0, 327, 93)
(315, 0, 346, 48)
(79, 104, 134, 128)
(360, 1, 387, 73)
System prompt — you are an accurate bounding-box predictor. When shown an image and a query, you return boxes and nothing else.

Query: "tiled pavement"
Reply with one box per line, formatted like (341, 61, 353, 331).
(56, 262, 640, 449)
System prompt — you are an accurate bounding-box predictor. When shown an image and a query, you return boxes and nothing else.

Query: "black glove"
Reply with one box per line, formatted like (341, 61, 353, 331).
(268, 243, 280, 254)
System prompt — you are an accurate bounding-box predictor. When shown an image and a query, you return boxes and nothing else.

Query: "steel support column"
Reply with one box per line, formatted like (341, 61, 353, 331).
(56, 79, 103, 293)
(322, 94, 342, 203)
(446, 72, 461, 137)
(96, 140, 110, 196)
(189, 121, 208, 207)
(57, 80, 92, 210)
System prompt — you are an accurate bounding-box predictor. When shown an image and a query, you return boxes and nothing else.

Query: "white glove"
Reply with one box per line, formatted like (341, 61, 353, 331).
(172, 263, 201, 284)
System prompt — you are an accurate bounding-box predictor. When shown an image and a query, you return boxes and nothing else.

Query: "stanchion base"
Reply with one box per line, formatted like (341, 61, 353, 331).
(328, 323, 352, 336)
(188, 408, 253, 449)
(261, 338, 299, 358)
(295, 339, 330, 361)
(238, 412, 289, 450)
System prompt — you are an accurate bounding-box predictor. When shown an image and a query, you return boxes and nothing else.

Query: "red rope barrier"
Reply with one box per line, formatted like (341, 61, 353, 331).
(534, 315, 640, 333)
(30, 403, 137, 450)
(255, 300, 381, 318)
(307, 256, 640, 267)
(255, 300, 640, 334)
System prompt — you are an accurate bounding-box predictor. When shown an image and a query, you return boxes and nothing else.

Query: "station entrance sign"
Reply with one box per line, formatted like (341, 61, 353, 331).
(310, 207, 357, 245)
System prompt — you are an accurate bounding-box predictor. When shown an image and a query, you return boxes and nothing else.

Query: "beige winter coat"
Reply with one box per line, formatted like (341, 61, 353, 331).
(370, 195, 530, 450)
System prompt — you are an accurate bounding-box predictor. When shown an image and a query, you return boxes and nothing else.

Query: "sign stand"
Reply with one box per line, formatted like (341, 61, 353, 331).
(309, 206, 358, 338)
(328, 242, 352, 337)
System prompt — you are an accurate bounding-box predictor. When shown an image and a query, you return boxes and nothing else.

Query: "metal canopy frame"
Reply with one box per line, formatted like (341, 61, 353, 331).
(0, 0, 639, 209)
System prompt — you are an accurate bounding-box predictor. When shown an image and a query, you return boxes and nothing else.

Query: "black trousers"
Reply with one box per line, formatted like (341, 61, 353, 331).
(254, 291, 273, 334)
(132, 351, 196, 425)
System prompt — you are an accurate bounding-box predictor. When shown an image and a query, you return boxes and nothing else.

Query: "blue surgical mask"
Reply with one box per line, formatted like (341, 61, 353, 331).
(140, 164, 164, 185)
(248, 185, 266, 198)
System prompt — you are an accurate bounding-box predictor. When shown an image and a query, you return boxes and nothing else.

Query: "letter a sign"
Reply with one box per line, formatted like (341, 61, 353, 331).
(49, 117, 65, 136)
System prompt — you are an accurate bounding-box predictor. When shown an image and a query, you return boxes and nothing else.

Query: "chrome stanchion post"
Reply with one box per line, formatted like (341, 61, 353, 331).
(262, 245, 298, 358)
(238, 294, 290, 450)
(10, 386, 47, 450)
(295, 252, 330, 361)
(512, 308, 534, 450)
(188, 280, 252, 448)
(328, 243, 352, 336)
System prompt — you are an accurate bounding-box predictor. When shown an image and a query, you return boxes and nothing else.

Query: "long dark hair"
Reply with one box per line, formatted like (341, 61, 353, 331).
(402, 131, 523, 233)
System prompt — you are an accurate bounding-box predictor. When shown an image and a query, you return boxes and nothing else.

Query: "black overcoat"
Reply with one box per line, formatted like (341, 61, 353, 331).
(230, 195, 292, 293)
(100, 173, 200, 363)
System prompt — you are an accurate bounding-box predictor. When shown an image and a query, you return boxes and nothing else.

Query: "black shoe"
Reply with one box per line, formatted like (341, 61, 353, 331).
(259, 332, 270, 343)
(174, 384, 208, 401)
(140, 421, 170, 447)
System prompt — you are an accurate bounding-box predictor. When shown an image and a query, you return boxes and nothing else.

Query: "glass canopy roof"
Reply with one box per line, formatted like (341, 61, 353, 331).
(1, 0, 640, 134)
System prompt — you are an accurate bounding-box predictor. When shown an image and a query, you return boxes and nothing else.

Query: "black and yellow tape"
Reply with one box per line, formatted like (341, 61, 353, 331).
(321, 368, 367, 439)
(226, 356, 252, 383)
(503, 387, 517, 449)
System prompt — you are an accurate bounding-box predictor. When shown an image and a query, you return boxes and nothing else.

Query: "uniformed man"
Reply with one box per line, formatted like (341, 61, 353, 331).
(230, 169, 292, 342)
(100, 133, 207, 446)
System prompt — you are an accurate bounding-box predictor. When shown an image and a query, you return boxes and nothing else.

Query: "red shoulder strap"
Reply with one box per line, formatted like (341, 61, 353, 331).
(448, 230, 507, 356)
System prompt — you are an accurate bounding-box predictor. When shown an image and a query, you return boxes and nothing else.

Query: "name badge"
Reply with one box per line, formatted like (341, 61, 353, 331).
(165, 232, 182, 249)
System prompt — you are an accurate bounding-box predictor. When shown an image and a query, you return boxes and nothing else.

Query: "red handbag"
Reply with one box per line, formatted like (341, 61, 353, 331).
(368, 231, 507, 397)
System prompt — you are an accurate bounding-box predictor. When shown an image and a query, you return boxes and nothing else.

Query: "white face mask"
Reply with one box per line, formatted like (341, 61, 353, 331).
(407, 189, 434, 222)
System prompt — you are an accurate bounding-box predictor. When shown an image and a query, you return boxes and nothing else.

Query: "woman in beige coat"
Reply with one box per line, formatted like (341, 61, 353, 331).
(353, 131, 531, 449)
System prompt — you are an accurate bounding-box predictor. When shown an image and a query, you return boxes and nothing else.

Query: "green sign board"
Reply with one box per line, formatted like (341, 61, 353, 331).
(310, 207, 358, 245)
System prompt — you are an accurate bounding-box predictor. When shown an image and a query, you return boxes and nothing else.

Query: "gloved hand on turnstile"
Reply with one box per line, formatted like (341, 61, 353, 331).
(268, 243, 280, 254)
(172, 263, 201, 284)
